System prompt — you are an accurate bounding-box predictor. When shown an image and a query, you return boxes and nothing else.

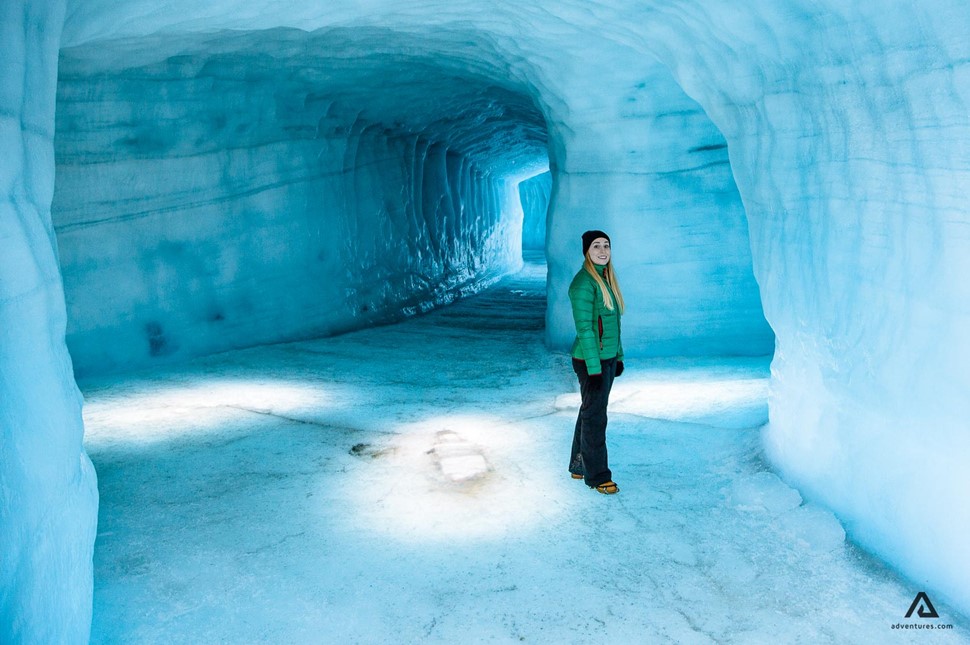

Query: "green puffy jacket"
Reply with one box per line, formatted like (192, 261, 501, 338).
(569, 264, 623, 375)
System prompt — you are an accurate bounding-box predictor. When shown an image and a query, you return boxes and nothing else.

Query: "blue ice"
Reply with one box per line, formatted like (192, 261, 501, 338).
(3, 1, 970, 642)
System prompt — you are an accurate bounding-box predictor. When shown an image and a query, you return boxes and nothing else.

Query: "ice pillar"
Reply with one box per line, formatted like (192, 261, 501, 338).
(0, 1, 98, 643)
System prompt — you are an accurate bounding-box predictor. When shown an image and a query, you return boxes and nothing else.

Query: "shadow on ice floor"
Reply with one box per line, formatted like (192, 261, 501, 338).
(81, 254, 969, 643)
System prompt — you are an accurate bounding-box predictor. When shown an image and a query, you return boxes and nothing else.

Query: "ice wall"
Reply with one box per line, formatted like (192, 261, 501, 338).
(53, 28, 547, 376)
(0, 2, 98, 644)
(519, 171, 551, 251)
(632, 0, 970, 614)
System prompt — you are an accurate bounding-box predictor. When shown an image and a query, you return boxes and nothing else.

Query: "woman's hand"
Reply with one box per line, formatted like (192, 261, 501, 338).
(615, 361, 624, 377)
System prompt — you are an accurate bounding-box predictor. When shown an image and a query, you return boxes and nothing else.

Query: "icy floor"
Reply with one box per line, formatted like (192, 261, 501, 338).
(81, 256, 968, 644)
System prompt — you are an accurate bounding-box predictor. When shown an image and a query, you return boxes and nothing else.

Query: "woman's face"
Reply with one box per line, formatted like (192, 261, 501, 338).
(588, 237, 611, 266)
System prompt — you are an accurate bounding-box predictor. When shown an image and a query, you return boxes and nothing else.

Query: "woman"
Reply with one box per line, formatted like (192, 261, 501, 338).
(568, 230, 625, 494)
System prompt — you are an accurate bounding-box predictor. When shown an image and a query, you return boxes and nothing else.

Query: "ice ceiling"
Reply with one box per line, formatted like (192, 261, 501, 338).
(3, 0, 970, 642)
(58, 27, 551, 176)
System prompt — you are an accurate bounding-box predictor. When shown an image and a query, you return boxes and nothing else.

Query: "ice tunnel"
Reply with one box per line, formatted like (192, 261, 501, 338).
(52, 26, 556, 375)
(3, 0, 970, 642)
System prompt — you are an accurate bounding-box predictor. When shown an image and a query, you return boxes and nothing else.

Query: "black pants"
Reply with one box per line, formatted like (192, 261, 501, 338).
(569, 357, 616, 487)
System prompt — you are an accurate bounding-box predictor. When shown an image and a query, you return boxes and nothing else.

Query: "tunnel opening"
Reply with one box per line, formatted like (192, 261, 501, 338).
(52, 26, 552, 378)
(518, 169, 551, 257)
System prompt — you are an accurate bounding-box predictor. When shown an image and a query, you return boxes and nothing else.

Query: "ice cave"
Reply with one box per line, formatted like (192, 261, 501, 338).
(2, 0, 969, 642)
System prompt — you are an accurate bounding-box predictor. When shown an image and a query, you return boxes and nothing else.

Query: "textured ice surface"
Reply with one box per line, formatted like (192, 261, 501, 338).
(0, 2, 98, 643)
(660, 4, 970, 616)
(80, 261, 969, 642)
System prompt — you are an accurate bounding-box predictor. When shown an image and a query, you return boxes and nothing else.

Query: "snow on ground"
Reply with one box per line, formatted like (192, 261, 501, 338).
(80, 256, 968, 643)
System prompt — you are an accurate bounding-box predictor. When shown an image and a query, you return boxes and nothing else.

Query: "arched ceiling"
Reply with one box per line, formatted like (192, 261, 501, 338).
(59, 26, 551, 180)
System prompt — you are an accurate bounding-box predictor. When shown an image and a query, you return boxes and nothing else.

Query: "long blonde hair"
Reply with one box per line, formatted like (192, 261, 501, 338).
(583, 255, 625, 313)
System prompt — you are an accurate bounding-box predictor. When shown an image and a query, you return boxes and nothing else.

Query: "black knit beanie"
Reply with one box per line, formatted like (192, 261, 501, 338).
(582, 230, 611, 256)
